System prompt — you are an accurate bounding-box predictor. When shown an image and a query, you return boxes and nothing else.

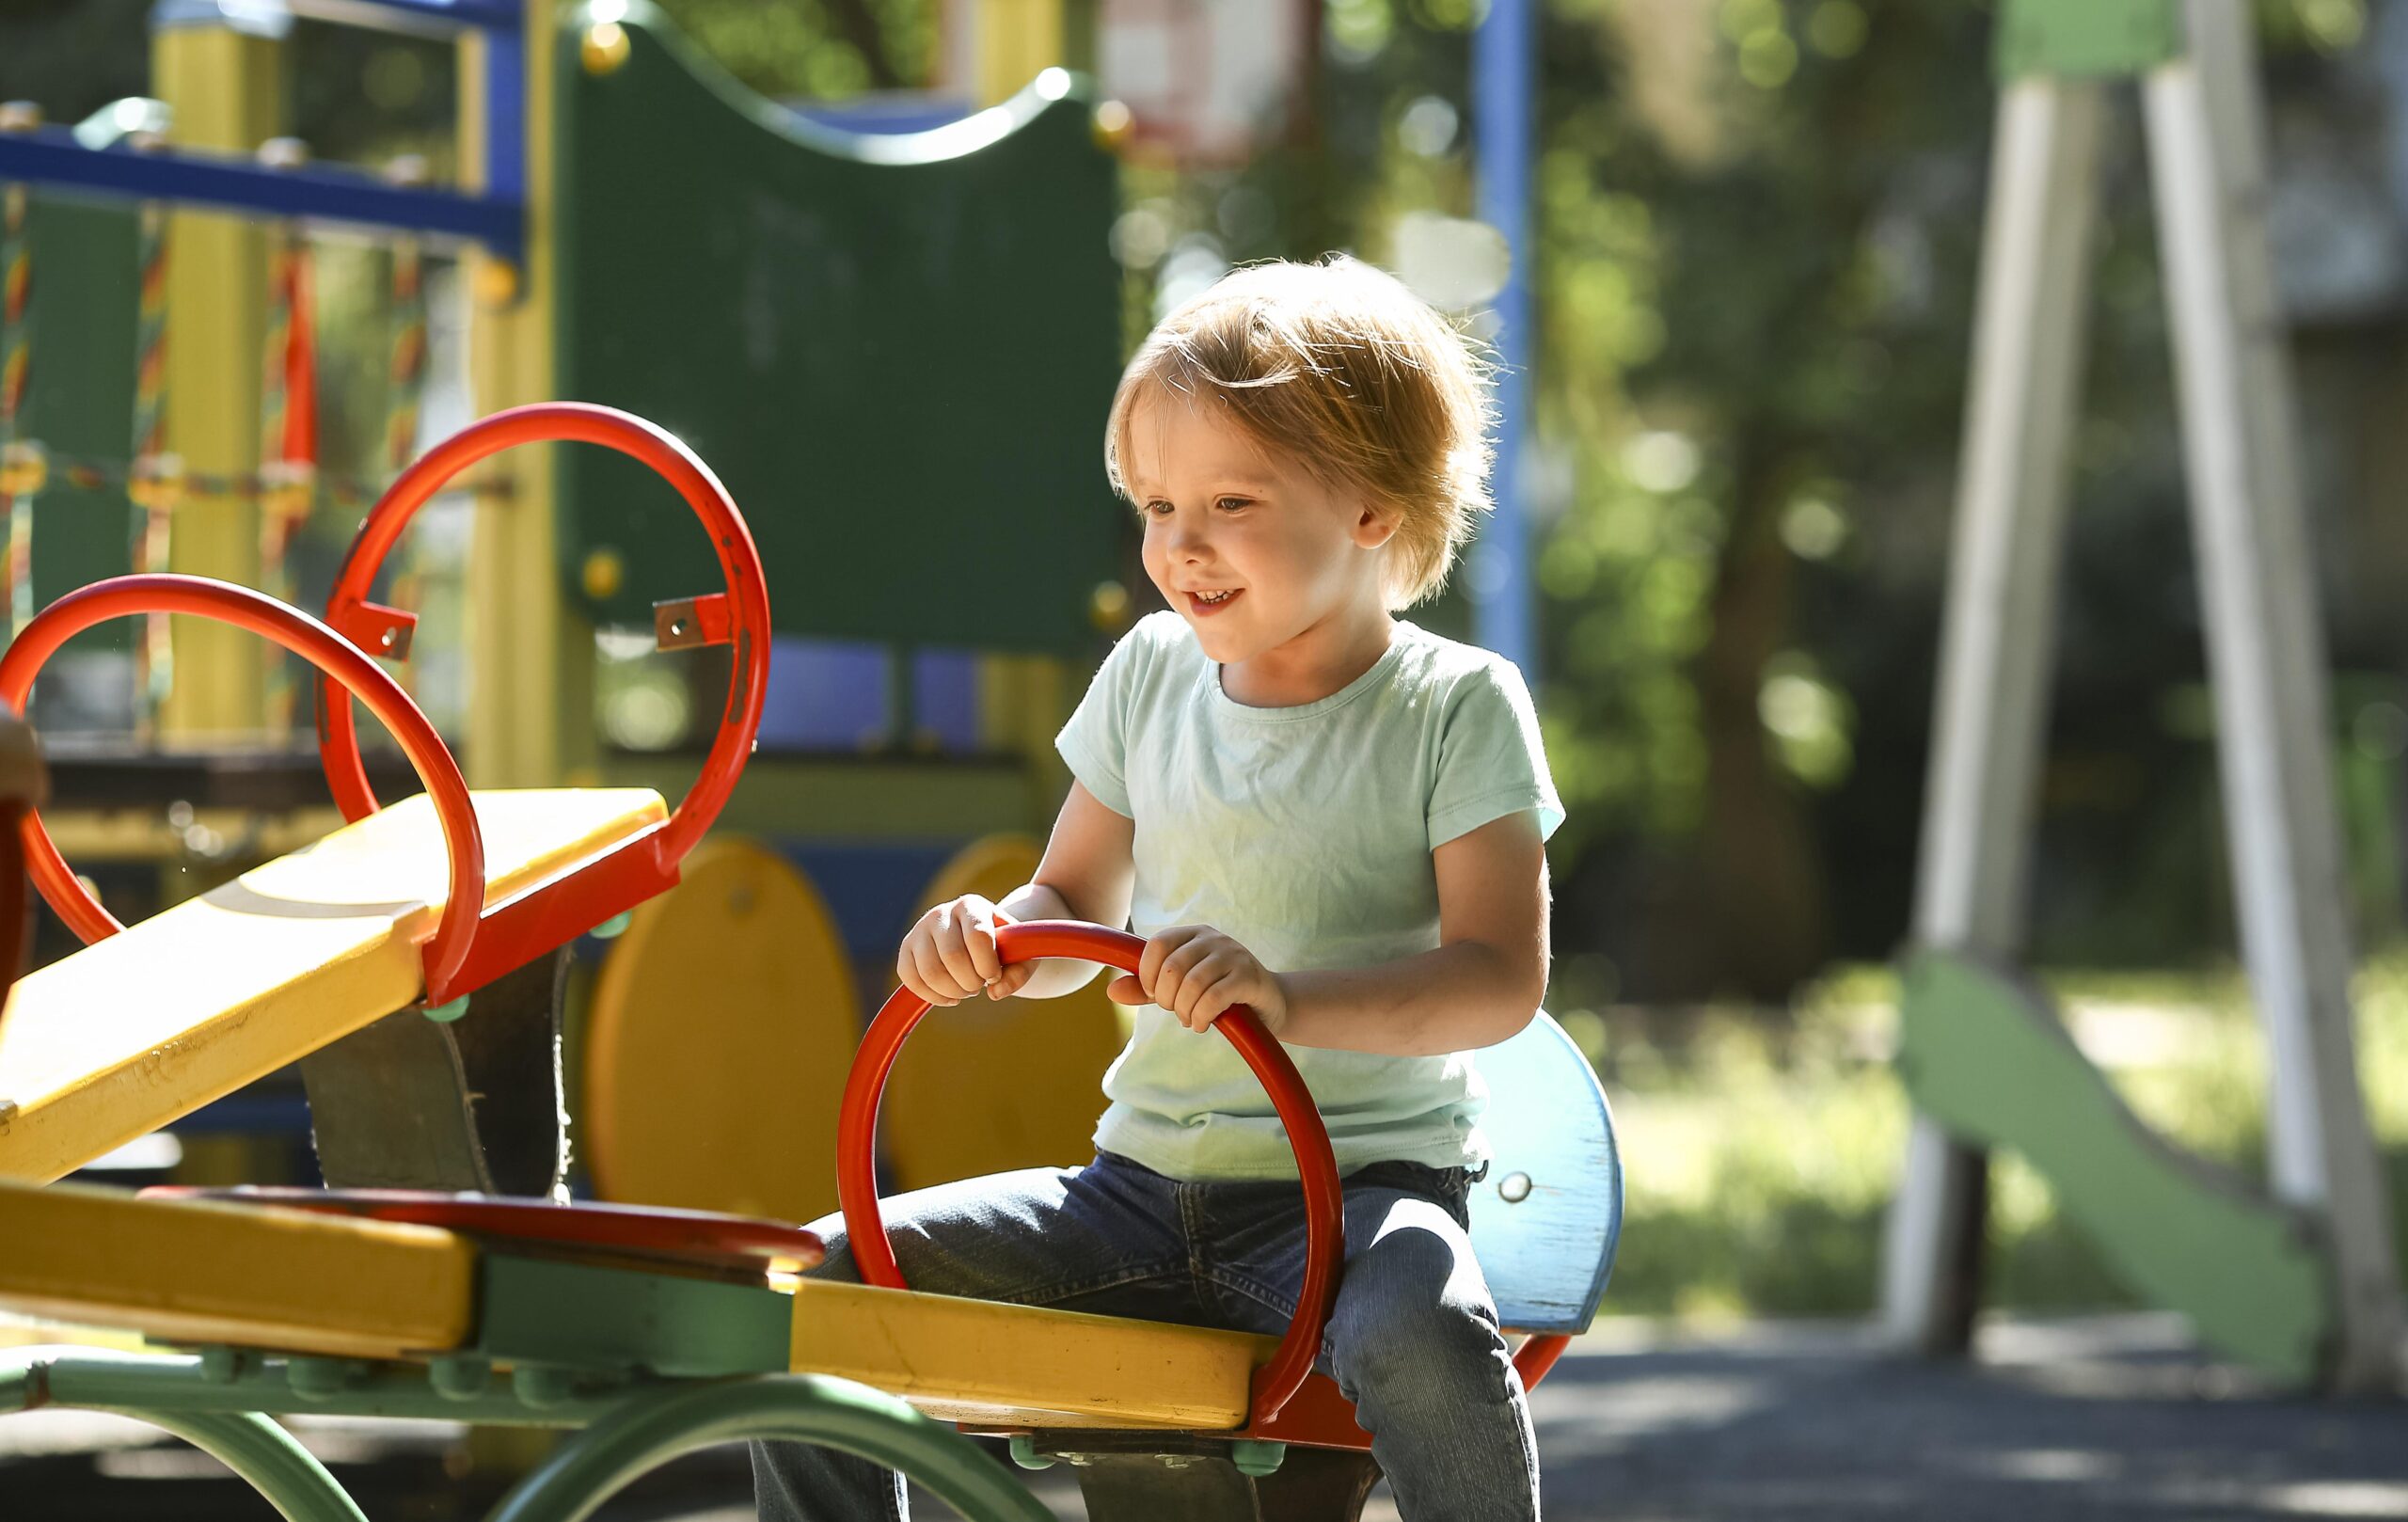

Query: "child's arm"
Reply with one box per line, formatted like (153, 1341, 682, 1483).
(1117, 811, 1548, 1055)
(897, 782, 1135, 1007)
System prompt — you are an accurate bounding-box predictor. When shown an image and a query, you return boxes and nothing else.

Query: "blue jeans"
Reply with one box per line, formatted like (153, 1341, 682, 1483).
(751, 1150, 1540, 1520)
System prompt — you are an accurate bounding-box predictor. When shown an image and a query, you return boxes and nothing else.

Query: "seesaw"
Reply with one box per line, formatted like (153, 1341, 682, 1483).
(0, 402, 1059, 1520)
(0, 404, 762, 1190)
(0, 404, 1623, 1521)
(1, 923, 1618, 1522)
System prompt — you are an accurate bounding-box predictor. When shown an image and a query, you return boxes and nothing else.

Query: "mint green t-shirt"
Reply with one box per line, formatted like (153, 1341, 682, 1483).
(1054, 611, 1562, 1181)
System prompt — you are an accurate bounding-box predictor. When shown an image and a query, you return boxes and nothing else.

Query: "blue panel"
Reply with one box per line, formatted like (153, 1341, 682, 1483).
(1465, 1011, 1622, 1333)
(787, 96, 974, 136)
(759, 637, 890, 751)
(782, 840, 963, 997)
(911, 648, 982, 754)
(343, 0, 523, 33)
(172, 1092, 315, 1135)
(483, 27, 526, 203)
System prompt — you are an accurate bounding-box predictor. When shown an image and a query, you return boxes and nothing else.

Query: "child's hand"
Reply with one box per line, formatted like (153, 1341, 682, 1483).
(897, 895, 1032, 1007)
(1107, 925, 1290, 1036)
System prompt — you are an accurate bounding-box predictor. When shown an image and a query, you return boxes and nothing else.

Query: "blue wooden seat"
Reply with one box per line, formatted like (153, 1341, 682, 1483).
(1469, 1010, 1624, 1335)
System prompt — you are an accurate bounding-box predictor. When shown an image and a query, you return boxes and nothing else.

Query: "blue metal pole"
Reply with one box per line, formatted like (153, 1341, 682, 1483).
(1471, 0, 1536, 677)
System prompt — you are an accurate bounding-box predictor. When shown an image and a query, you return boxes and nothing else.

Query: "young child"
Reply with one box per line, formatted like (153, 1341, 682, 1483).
(752, 256, 1561, 1520)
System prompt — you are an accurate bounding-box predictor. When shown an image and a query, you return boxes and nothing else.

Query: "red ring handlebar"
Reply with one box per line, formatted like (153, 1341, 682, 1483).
(0, 575, 487, 997)
(837, 921, 1344, 1429)
(319, 403, 770, 868)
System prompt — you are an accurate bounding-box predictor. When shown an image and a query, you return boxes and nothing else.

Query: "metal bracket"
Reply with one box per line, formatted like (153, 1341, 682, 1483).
(331, 598, 418, 661)
(653, 593, 732, 651)
(298, 946, 572, 1197)
(1023, 1430, 1380, 1522)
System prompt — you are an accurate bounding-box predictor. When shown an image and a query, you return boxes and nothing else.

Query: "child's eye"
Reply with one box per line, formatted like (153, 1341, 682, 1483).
(1215, 497, 1251, 513)
(1142, 499, 1173, 517)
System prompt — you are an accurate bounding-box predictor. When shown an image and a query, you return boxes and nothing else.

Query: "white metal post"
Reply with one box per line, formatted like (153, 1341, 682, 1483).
(1880, 76, 2104, 1355)
(2144, 0, 2404, 1393)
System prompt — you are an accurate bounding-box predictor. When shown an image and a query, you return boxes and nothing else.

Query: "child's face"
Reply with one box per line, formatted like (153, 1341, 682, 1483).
(1125, 392, 1395, 669)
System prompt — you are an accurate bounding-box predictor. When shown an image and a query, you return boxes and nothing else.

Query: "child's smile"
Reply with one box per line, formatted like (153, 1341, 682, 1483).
(1125, 394, 1398, 708)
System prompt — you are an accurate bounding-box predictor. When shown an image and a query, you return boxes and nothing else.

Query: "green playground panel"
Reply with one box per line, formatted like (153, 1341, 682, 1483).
(553, 3, 1125, 654)
(1994, 0, 2183, 83)
(17, 195, 141, 636)
(1895, 948, 2332, 1384)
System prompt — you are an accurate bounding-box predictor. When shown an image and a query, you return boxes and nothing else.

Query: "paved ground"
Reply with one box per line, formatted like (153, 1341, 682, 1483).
(7, 1314, 2406, 1519)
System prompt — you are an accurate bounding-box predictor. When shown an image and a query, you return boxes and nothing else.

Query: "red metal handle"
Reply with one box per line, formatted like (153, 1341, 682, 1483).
(837, 920, 1343, 1429)
(320, 402, 769, 868)
(0, 575, 486, 998)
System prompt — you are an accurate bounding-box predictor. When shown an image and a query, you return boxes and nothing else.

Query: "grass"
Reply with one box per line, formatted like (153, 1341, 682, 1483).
(1558, 950, 2408, 1321)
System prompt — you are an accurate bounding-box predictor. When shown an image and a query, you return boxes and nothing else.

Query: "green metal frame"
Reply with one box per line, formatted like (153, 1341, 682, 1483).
(1894, 949, 2332, 1382)
(3, 1343, 1051, 1522)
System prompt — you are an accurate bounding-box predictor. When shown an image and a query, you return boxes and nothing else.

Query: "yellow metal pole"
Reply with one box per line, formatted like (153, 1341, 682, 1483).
(462, 1, 592, 789)
(151, 9, 285, 743)
(960, 0, 1086, 796)
(973, 0, 1067, 105)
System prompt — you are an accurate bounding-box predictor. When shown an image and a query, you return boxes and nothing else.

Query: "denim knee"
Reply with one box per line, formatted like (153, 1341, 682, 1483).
(1331, 1285, 1509, 1401)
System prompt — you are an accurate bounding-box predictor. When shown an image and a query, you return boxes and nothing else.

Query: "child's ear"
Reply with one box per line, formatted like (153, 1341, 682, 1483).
(1353, 501, 1402, 548)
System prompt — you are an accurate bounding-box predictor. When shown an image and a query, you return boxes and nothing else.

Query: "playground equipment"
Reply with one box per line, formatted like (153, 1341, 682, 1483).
(0, 0, 1134, 1198)
(2, 925, 1617, 1522)
(0, 399, 1051, 1521)
(0, 398, 1622, 1517)
(0, 403, 761, 1188)
(833, 922, 1622, 1515)
(1882, 0, 2401, 1391)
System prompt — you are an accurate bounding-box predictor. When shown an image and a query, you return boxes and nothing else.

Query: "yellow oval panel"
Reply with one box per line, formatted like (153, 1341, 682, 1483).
(585, 837, 857, 1223)
(882, 835, 1126, 1192)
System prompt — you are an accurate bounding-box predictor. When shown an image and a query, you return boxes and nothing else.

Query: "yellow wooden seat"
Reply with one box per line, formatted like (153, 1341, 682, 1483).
(0, 1179, 476, 1360)
(0, 787, 667, 1183)
(788, 1280, 1270, 1431)
(0, 1177, 1265, 1433)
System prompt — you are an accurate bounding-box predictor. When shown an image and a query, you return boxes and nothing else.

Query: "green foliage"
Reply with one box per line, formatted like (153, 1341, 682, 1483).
(1584, 951, 2408, 1320)
(648, 0, 936, 100)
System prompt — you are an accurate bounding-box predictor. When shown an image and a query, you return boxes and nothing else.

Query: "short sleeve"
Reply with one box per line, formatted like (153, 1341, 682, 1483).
(1054, 617, 1158, 818)
(1427, 658, 1563, 850)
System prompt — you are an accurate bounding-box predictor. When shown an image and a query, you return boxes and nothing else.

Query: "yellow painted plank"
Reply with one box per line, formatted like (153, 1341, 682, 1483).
(787, 1280, 1268, 1431)
(0, 788, 667, 1182)
(0, 1180, 476, 1359)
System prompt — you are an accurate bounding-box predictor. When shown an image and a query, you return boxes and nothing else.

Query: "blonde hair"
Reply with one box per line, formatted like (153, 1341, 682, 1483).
(1105, 256, 1496, 610)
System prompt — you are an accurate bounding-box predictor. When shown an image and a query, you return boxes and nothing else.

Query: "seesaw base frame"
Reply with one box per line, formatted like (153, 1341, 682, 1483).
(2, 1345, 1053, 1522)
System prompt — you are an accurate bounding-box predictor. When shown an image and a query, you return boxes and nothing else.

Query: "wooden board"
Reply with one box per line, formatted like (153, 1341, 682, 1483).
(1467, 1011, 1623, 1335)
(0, 1180, 475, 1359)
(787, 1279, 1266, 1430)
(584, 837, 859, 1222)
(0, 788, 668, 1182)
(882, 835, 1126, 1193)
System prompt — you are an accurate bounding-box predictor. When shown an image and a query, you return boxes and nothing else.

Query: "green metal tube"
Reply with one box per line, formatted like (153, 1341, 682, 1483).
(2, 1351, 365, 1522)
(1, 1344, 626, 1427)
(125, 1408, 372, 1522)
(487, 1373, 1052, 1522)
